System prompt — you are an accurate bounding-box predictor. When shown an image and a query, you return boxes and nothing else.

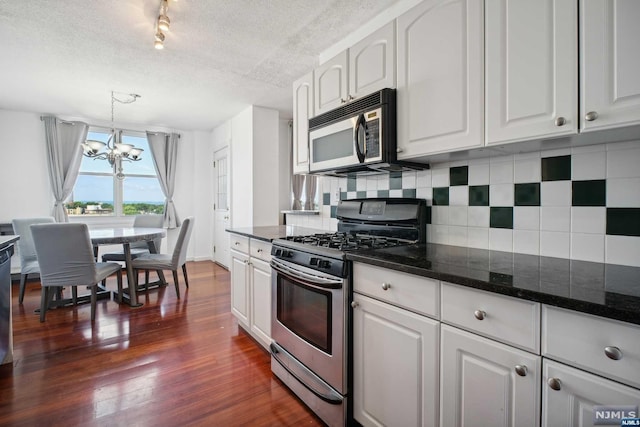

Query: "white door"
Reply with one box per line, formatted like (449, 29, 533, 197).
(349, 21, 396, 99)
(230, 249, 249, 328)
(249, 257, 272, 349)
(213, 147, 230, 268)
(543, 359, 640, 427)
(396, 0, 484, 158)
(292, 72, 312, 174)
(314, 50, 348, 115)
(580, 0, 640, 132)
(440, 324, 541, 427)
(352, 293, 440, 427)
(486, 0, 578, 145)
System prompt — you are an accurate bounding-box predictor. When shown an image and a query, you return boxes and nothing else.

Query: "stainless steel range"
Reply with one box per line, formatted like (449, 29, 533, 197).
(270, 198, 427, 426)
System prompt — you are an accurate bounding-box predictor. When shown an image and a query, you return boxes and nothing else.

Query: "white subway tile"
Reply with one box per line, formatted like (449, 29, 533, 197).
(402, 171, 417, 188)
(606, 146, 640, 178)
(468, 163, 490, 185)
(513, 230, 540, 255)
(377, 177, 389, 190)
(366, 190, 377, 198)
(467, 227, 489, 249)
(430, 224, 450, 244)
(540, 207, 571, 232)
(432, 168, 450, 187)
(540, 147, 571, 158)
(607, 178, 640, 207)
(416, 187, 432, 201)
(571, 207, 606, 234)
(356, 177, 367, 191)
(449, 226, 468, 247)
(490, 161, 514, 184)
(606, 235, 640, 267)
(571, 233, 605, 263)
(513, 207, 540, 230)
(540, 231, 570, 258)
(514, 157, 541, 183)
(490, 183, 514, 206)
(449, 186, 469, 206)
(572, 150, 606, 180)
(541, 181, 571, 206)
(431, 206, 450, 225)
(489, 228, 513, 252)
(389, 189, 403, 197)
(468, 206, 490, 227)
(416, 170, 432, 188)
(449, 206, 468, 226)
(365, 176, 377, 191)
(571, 143, 606, 154)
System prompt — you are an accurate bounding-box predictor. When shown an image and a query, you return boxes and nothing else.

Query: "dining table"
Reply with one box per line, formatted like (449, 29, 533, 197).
(89, 227, 166, 307)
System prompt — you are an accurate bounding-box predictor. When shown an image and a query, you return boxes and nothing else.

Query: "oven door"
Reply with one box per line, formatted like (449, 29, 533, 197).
(270, 257, 347, 394)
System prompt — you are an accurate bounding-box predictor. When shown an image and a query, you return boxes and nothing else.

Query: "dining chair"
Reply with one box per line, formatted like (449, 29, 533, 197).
(31, 223, 123, 322)
(11, 217, 55, 304)
(101, 214, 164, 285)
(131, 217, 194, 299)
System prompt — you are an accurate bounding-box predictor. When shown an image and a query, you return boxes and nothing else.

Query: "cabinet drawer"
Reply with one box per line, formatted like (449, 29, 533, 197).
(352, 263, 440, 319)
(542, 305, 640, 389)
(250, 239, 271, 262)
(441, 283, 540, 353)
(230, 234, 249, 254)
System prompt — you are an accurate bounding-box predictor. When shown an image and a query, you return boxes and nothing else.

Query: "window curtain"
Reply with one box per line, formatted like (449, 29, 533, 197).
(42, 116, 88, 222)
(146, 131, 180, 229)
(292, 174, 305, 210)
(304, 175, 317, 210)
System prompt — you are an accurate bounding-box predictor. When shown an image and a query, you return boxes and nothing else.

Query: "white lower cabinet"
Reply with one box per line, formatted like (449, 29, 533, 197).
(440, 324, 541, 427)
(542, 359, 640, 427)
(352, 292, 439, 427)
(229, 236, 272, 350)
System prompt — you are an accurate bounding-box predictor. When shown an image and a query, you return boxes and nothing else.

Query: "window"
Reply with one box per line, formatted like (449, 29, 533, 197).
(67, 129, 164, 216)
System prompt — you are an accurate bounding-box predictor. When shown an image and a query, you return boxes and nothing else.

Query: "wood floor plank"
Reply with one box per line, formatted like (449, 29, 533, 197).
(0, 261, 325, 426)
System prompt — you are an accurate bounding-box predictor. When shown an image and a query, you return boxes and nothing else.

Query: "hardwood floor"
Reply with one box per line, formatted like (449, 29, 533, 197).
(0, 261, 325, 426)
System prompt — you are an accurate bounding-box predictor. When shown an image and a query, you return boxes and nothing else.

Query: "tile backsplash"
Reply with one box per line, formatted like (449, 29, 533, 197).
(286, 141, 640, 267)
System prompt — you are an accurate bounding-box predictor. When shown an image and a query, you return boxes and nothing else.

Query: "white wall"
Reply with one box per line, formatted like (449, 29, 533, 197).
(230, 106, 254, 228)
(252, 106, 281, 226)
(278, 119, 292, 214)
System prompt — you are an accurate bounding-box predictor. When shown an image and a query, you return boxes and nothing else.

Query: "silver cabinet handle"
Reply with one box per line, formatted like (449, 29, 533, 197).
(347, 95, 354, 101)
(396, 148, 404, 153)
(555, 117, 566, 126)
(351, 301, 359, 308)
(585, 111, 598, 121)
(515, 365, 528, 377)
(548, 378, 562, 391)
(381, 283, 391, 291)
(604, 346, 623, 360)
(474, 310, 486, 320)
(224, 216, 229, 220)
(340, 98, 347, 104)
(257, 249, 263, 253)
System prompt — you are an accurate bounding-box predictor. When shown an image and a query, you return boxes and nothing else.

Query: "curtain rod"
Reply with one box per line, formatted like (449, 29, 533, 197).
(39, 116, 181, 137)
(39, 116, 76, 125)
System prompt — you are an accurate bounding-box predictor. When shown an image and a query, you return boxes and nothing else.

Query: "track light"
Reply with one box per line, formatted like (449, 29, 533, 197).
(153, 0, 172, 49)
(154, 31, 165, 50)
(158, 14, 170, 31)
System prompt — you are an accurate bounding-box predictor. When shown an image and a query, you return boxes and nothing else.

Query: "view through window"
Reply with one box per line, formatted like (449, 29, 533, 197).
(67, 130, 164, 216)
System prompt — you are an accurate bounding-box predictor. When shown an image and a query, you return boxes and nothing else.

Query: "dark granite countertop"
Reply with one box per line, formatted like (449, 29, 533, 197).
(226, 226, 327, 242)
(347, 243, 640, 325)
(0, 235, 19, 249)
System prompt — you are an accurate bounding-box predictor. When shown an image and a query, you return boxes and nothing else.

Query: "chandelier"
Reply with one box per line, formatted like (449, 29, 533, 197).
(154, 0, 171, 49)
(82, 91, 143, 180)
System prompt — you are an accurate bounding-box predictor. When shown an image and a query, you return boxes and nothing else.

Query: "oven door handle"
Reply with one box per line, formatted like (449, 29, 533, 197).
(270, 258, 343, 289)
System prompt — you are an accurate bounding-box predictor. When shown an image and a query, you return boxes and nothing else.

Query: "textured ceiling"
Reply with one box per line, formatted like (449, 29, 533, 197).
(0, 0, 402, 131)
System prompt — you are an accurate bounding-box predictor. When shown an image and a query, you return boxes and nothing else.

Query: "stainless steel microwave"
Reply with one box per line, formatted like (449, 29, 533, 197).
(308, 88, 425, 176)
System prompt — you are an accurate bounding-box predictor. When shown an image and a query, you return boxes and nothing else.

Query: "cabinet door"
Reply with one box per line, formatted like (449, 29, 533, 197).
(314, 51, 348, 116)
(543, 359, 640, 427)
(352, 293, 439, 427)
(581, 0, 640, 132)
(349, 22, 396, 99)
(230, 249, 250, 328)
(396, 0, 484, 158)
(441, 324, 541, 427)
(292, 72, 312, 174)
(249, 257, 272, 349)
(486, 0, 577, 145)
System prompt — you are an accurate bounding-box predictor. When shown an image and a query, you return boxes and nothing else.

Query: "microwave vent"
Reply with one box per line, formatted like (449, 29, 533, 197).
(309, 88, 393, 129)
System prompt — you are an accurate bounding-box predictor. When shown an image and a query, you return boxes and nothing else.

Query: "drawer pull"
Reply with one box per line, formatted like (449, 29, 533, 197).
(604, 346, 623, 361)
(474, 310, 486, 320)
(515, 365, 528, 377)
(547, 378, 562, 391)
(381, 283, 391, 291)
(257, 249, 263, 253)
(351, 301, 359, 309)
(234, 242, 240, 246)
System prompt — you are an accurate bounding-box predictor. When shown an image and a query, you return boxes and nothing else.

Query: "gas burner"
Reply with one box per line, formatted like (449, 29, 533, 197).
(285, 232, 411, 252)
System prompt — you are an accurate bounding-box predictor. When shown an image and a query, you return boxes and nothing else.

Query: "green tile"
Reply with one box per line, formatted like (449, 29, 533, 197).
(347, 176, 357, 191)
(490, 207, 513, 229)
(323, 193, 330, 206)
(357, 191, 367, 198)
(403, 189, 416, 198)
(377, 190, 389, 198)
(572, 180, 606, 206)
(433, 187, 449, 206)
(330, 206, 337, 218)
(469, 185, 489, 206)
(340, 191, 347, 200)
(389, 173, 402, 189)
(541, 155, 571, 181)
(450, 166, 469, 186)
(606, 208, 640, 236)
(426, 206, 432, 224)
(514, 183, 540, 206)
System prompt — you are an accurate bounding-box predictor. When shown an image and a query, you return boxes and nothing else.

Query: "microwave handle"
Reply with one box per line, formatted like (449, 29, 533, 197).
(354, 113, 366, 163)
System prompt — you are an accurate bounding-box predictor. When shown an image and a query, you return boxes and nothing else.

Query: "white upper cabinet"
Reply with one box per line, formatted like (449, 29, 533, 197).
(292, 72, 313, 174)
(486, 0, 578, 145)
(314, 23, 396, 116)
(348, 21, 396, 100)
(314, 51, 349, 116)
(580, 0, 640, 132)
(396, 0, 484, 159)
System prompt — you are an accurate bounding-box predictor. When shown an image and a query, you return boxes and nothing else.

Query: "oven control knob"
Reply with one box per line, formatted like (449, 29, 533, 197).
(285, 250, 293, 258)
(319, 260, 331, 269)
(274, 249, 282, 257)
(310, 257, 319, 266)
